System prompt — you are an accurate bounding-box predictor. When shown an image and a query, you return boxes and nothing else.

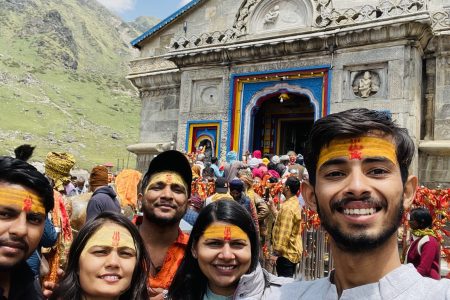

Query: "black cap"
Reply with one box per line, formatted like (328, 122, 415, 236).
(215, 177, 229, 193)
(229, 179, 244, 192)
(142, 150, 192, 195)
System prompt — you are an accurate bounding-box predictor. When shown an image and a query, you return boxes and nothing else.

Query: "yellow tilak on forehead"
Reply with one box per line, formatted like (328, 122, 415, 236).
(82, 225, 136, 256)
(146, 172, 187, 193)
(203, 224, 249, 242)
(0, 187, 45, 214)
(317, 136, 398, 170)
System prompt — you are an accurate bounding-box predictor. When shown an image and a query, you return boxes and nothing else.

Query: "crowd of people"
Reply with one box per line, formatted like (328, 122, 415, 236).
(0, 108, 449, 299)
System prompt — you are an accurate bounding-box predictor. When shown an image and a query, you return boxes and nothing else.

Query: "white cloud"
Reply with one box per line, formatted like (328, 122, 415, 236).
(178, 0, 191, 8)
(97, 0, 136, 13)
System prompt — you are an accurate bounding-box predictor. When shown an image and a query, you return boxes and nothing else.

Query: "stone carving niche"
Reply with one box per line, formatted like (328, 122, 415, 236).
(191, 79, 223, 111)
(248, 0, 313, 34)
(352, 70, 381, 98)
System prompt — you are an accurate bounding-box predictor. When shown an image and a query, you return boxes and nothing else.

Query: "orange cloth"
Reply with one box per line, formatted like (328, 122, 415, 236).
(115, 169, 142, 207)
(44, 190, 73, 284)
(148, 230, 189, 289)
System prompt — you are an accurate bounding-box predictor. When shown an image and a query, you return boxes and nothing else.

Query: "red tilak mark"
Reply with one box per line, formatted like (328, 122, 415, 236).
(224, 227, 231, 241)
(348, 139, 363, 160)
(112, 231, 120, 247)
(166, 174, 173, 184)
(23, 196, 32, 212)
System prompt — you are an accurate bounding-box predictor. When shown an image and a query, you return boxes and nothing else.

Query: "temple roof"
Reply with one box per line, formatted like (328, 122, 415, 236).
(131, 0, 205, 48)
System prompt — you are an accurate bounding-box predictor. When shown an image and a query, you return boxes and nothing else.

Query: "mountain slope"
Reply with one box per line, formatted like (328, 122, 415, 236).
(0, 0, 158, 170)
(128, 16, 160, 34)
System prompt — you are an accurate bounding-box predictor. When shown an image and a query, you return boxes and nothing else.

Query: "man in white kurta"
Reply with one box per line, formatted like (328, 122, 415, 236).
(268, 108, 450, 299)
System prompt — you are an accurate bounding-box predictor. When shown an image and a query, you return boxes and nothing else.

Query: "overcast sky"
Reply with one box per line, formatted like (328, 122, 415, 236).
(97, 0, 191, 21)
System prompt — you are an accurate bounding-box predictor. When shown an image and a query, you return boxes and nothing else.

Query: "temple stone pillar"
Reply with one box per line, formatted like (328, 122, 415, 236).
(419, 35, 450, 188)
(127, 58, 181, 173)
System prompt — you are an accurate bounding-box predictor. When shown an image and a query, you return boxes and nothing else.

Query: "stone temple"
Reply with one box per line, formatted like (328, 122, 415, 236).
(127, 0, 450, 188)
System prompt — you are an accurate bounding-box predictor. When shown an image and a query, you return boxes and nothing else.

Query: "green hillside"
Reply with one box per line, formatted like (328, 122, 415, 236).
(0, 0, 158, 170)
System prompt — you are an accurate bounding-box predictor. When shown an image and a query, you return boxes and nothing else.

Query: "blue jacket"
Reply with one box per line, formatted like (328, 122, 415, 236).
(86, 185, 120, 221)
(26, 218, 58, 276)
(183, 208, 199, 226)
(210, 163, 223, 178)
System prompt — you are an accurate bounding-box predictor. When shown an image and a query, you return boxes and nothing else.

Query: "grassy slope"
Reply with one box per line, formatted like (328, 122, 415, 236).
(0, 0, 154, 170)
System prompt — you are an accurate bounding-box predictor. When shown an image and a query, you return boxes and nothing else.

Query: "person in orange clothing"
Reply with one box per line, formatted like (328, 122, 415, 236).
(115, 169, 142, 209)
(137, 150, 192, 300)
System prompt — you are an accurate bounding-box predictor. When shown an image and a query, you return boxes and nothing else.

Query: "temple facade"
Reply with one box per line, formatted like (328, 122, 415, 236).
(127, 0, 450, 187)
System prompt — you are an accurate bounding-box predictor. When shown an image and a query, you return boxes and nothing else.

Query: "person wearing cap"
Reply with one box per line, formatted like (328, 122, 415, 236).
(137, 150, 192, 299)
(85, 165, 121, 221)
(271, 155, 281, 165)
(229, 179, 260, 235)
(248, 157, 261, 169)
(223, 151, 240, 182)
(262, 157, 270, 166)
(204, 177, 234, 206)
(253, 150, 262, 159)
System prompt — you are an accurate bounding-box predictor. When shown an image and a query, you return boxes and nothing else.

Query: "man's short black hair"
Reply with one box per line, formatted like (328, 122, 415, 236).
(211, 157, 218, 164)
(285, 176, 300, 195)
(410, 207, 433, 229)
(0, 156, 54, 213)
(304, 108, 415, 186)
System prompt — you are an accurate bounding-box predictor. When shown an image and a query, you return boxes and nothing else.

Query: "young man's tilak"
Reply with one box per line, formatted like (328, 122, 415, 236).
(317, 136, 398, 170)
(81, 224, 136, 257)
(0, 187, 45, 214)
(146, 171, 188, 195)
(203, 224, 249, 242)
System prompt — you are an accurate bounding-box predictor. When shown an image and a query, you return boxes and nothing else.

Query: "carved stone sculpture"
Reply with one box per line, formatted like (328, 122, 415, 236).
(264, 5, 280, 25)
(352, 71, 379, 98)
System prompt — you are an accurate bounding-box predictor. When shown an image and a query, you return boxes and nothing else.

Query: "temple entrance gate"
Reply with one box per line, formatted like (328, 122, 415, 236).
(251, 91, 314, 155)
(229, 68, 330, 158)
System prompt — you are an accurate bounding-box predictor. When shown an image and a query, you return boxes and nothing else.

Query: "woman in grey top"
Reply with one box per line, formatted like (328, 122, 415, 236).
(168, 200, 292, 300)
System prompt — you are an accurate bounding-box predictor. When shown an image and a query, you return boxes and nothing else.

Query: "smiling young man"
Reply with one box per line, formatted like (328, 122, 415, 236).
(137, 150, 192, 300)
(269, 109, 450, 299)
(0, 156, 54, 300)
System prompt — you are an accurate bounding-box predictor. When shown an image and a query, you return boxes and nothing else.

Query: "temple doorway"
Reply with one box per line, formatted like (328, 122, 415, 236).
(251, 92, 314, 155)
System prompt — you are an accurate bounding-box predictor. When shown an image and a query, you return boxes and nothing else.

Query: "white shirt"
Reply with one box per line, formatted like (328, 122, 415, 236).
(267, 264, 450, 299)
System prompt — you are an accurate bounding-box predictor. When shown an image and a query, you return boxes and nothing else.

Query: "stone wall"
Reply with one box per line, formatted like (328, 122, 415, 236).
(128, 0, 450, 186)
(420, 154, 450, 188)
(177, 67, 231, 159)
(435, 36, 450, 141)
(138, 0, 237, 56)
(418, 34, 450, 188)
